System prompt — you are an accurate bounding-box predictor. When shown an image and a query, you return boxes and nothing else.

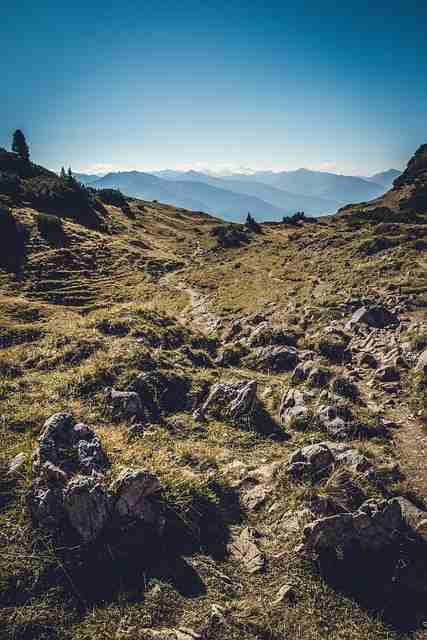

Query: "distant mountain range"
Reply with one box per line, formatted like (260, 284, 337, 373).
(74, 166, 402, 222)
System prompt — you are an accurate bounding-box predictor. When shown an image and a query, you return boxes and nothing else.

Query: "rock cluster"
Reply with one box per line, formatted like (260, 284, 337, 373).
(286, 441, 372, 481)
(303, 497, 427, 553)
(26, 413, 163, 543)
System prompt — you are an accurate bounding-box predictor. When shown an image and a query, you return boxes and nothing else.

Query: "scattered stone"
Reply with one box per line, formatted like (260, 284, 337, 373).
(229, 527, 265, 574)
(375, 365, 400, 382)
(104, 388, 143, 419)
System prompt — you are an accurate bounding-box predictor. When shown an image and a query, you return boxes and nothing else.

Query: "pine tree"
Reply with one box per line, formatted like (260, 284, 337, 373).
(60, 167, 66, 180)
(12, 130, 30, 161)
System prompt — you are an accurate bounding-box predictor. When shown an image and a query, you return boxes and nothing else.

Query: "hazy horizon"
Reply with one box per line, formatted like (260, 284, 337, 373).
(2, 1, 426, 177)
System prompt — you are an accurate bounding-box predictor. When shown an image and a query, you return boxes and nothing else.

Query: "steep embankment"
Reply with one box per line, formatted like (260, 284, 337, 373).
(0, 147, 426, 640)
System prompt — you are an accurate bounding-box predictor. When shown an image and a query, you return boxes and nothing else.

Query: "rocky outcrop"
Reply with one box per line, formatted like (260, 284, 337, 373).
(194, 380, 257, 426)
(303, 497, 427, 553)
(26, 413, 163, 543)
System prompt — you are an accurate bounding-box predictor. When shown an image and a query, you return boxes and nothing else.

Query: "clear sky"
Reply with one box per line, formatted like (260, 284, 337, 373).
(2, 0, 426, 175)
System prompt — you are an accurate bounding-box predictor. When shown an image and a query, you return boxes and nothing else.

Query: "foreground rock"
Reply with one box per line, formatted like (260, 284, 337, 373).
(303, 497, 427, 553)
(26, 413, 163, 542)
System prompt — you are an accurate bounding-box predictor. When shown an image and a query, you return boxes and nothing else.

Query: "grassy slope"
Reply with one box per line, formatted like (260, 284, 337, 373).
(1, 192, 427, 640)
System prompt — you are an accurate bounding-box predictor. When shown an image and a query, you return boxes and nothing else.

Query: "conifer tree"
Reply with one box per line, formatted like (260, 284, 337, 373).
(12, 130, 30, 161)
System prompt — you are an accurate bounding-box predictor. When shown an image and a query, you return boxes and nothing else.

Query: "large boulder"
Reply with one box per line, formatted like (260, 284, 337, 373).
(346, 305, 399, 330)
(303, 497, 426, 553)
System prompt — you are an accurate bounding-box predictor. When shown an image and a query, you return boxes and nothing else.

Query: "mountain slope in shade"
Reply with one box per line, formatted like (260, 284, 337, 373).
(365, 169, 401, 189)
(90, 171, 208, 212)
(90, 171, 288, 221)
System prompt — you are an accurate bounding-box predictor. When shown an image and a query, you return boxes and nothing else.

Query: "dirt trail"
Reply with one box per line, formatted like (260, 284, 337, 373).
(160, 267, 222, 336)
(348, 324, 427, 504)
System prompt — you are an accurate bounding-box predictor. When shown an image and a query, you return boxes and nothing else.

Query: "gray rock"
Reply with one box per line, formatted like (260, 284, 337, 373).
(346, 305, 399, 330)
(194, 380, 257, 425)
(63, 475, 109, 543)
(303, 497, 410, 553)
(105, 388, 143, 419)
(111, 468, 163, 527)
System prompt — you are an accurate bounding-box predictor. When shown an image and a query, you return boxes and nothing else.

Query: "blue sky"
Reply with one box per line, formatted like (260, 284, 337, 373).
(2, 1, 426, 175)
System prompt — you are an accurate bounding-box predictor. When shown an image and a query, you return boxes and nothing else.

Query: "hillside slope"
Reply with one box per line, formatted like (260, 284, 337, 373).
(1, 146, 427, 640)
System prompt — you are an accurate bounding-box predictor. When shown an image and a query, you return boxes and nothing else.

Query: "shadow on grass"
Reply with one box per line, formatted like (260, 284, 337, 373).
(315, 536, 427, 635)
(2, 482, 244, 615)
